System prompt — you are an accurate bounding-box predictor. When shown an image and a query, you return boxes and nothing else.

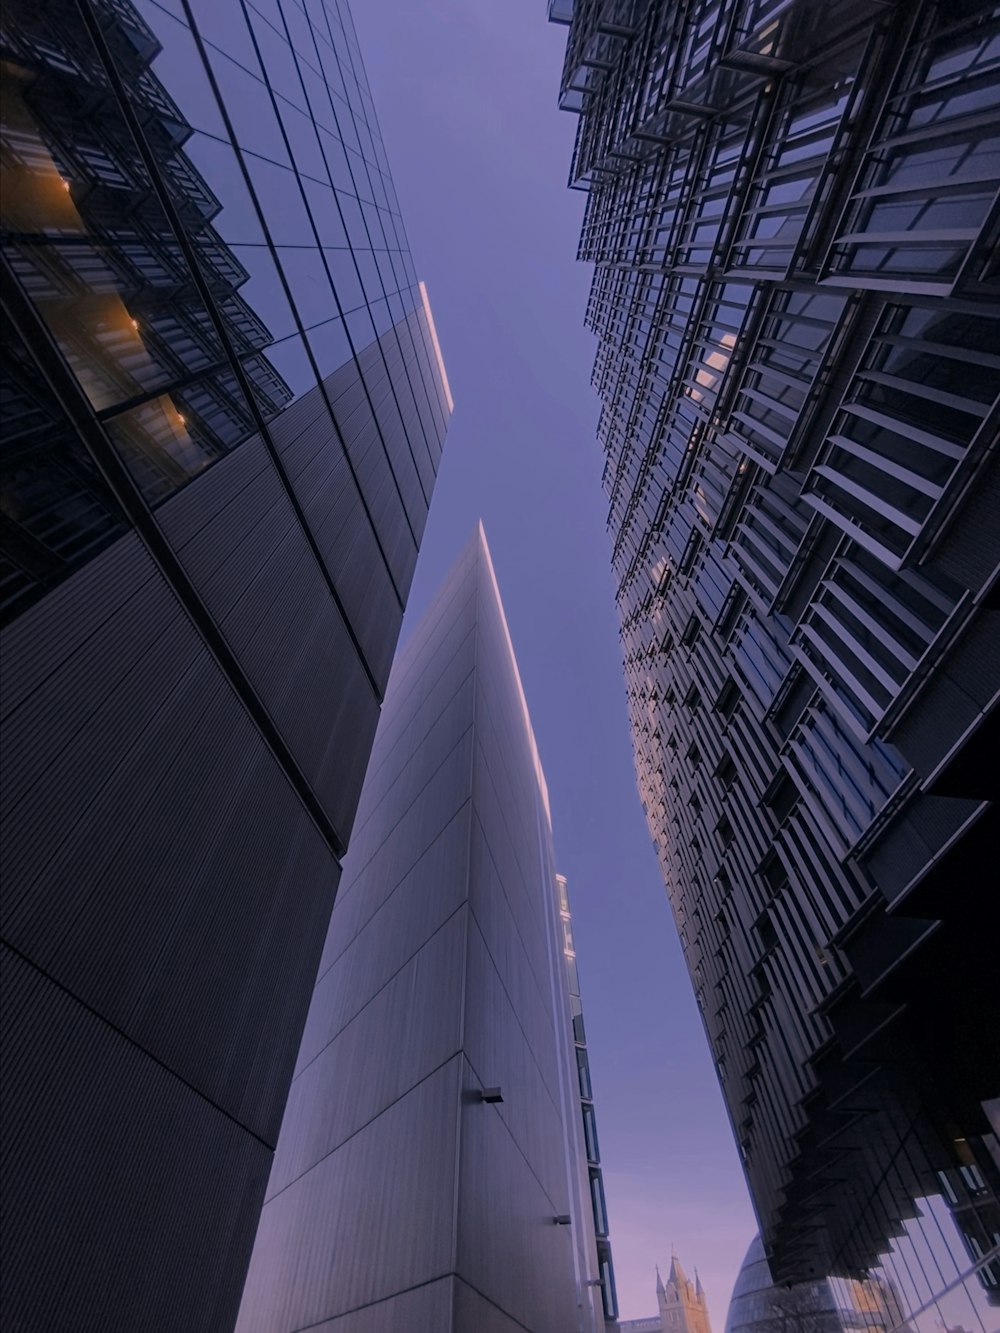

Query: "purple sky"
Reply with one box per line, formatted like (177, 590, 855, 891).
(351, 2, 757, 1324)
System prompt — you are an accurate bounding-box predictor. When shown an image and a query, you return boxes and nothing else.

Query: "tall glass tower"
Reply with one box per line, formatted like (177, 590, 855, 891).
(0, 1, 450, 1328)
(550, 0, 1000, 1325)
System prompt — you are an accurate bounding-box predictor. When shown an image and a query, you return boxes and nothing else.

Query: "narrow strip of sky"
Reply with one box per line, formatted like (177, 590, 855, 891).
(350, 2, 758, 1324)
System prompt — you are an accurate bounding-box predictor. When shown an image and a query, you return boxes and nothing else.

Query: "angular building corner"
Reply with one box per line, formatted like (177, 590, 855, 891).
(0, 1, 450, 1327)
(235, 523, 613, 1333)
(551, 0, 1000, 1324)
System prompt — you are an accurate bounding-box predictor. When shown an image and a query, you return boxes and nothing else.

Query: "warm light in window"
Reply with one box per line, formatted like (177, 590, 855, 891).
(60, 178, 71, 191)
(130, 318, 139, 330)
(177, 414, 186, 425)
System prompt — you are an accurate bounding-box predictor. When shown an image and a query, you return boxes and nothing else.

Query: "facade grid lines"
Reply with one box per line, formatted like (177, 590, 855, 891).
(0, 0, 451, 1327)
(551, 1, 1000, 1328)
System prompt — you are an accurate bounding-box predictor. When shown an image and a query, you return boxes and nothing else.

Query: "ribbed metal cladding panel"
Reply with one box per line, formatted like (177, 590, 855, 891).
(452, 1277, 534, 1333)
(265, 317, 441, 690)
(327, 364, 420, 601)
(375, 330, 438, 502)
(237, 1057, 463, 1333)
(0, 542, 340, 1142)
(267, 390, 402, 689)
(358, 342, 428, 528)
(236, 527, 601, 1333)
(456, 1051, 578, 1333)
(156, 434, 381, 839)
(291, 807, 473, 1082)
(1, 946, 274, 1333)
(0, 533, 156, 720)
(258, 1279, 456, 1332)
(410, 302, 451, 455)
(0, 520, 346, 1331)
(265, 906, 468, 1202)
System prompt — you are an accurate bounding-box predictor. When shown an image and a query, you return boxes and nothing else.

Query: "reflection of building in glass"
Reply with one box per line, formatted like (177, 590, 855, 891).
(550, 0, 999, 1327)
(1, 0, 451, 1329)
(2, 0, 294, 613)
(726, 1235, 907, 1333)
(235, 526, 610, 1333)
(557, 871, 620, 1321)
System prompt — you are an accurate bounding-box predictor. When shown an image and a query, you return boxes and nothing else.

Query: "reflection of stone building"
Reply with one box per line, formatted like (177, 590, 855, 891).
(620, 1253, 712, 1333)
(549, 0, 1000, 1317)
(725, 1236, 908, 1333)
(1, 0, 451, 1329)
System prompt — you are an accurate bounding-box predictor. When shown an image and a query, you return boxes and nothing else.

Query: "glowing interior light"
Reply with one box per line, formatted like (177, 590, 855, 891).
(130, 318, 139, 330)
(60, 178, 71, 191)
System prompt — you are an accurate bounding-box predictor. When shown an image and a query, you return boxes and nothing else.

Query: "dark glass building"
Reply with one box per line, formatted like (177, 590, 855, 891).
(550, 0, 1000, 1325)
(0, 0, 450, 1327)
(725, 1235, 907, 1333)
(235, 525, 610, 1333)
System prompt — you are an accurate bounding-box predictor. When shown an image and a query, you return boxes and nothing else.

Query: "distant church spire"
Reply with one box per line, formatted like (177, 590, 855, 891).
(655, 1251, 713, 1333)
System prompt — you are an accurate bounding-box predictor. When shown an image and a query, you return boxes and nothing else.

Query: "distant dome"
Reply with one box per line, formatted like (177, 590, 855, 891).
(723, 1236, 845, 1333)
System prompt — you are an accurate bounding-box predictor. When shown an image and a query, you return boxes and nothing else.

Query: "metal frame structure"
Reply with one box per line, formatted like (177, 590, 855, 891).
(552, 0, 1000, 1320)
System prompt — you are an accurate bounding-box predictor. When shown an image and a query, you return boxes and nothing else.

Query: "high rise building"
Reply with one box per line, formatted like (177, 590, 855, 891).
(550, 0, 1000, 1324)
(235, 524, 610, 1333)
(0, 1, 450, 1328)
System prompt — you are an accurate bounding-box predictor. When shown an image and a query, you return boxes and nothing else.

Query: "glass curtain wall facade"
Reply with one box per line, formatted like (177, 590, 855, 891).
(235, 525, 607, 1333)
(725, 1235, 908, 1333)
(557, 872, 620, 1322)
(0, 1, 450, 1328)
(550, 2, 1000, 1329)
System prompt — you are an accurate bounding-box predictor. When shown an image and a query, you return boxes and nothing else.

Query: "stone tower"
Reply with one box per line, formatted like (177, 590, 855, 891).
(657, 1254, 712, 1333)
